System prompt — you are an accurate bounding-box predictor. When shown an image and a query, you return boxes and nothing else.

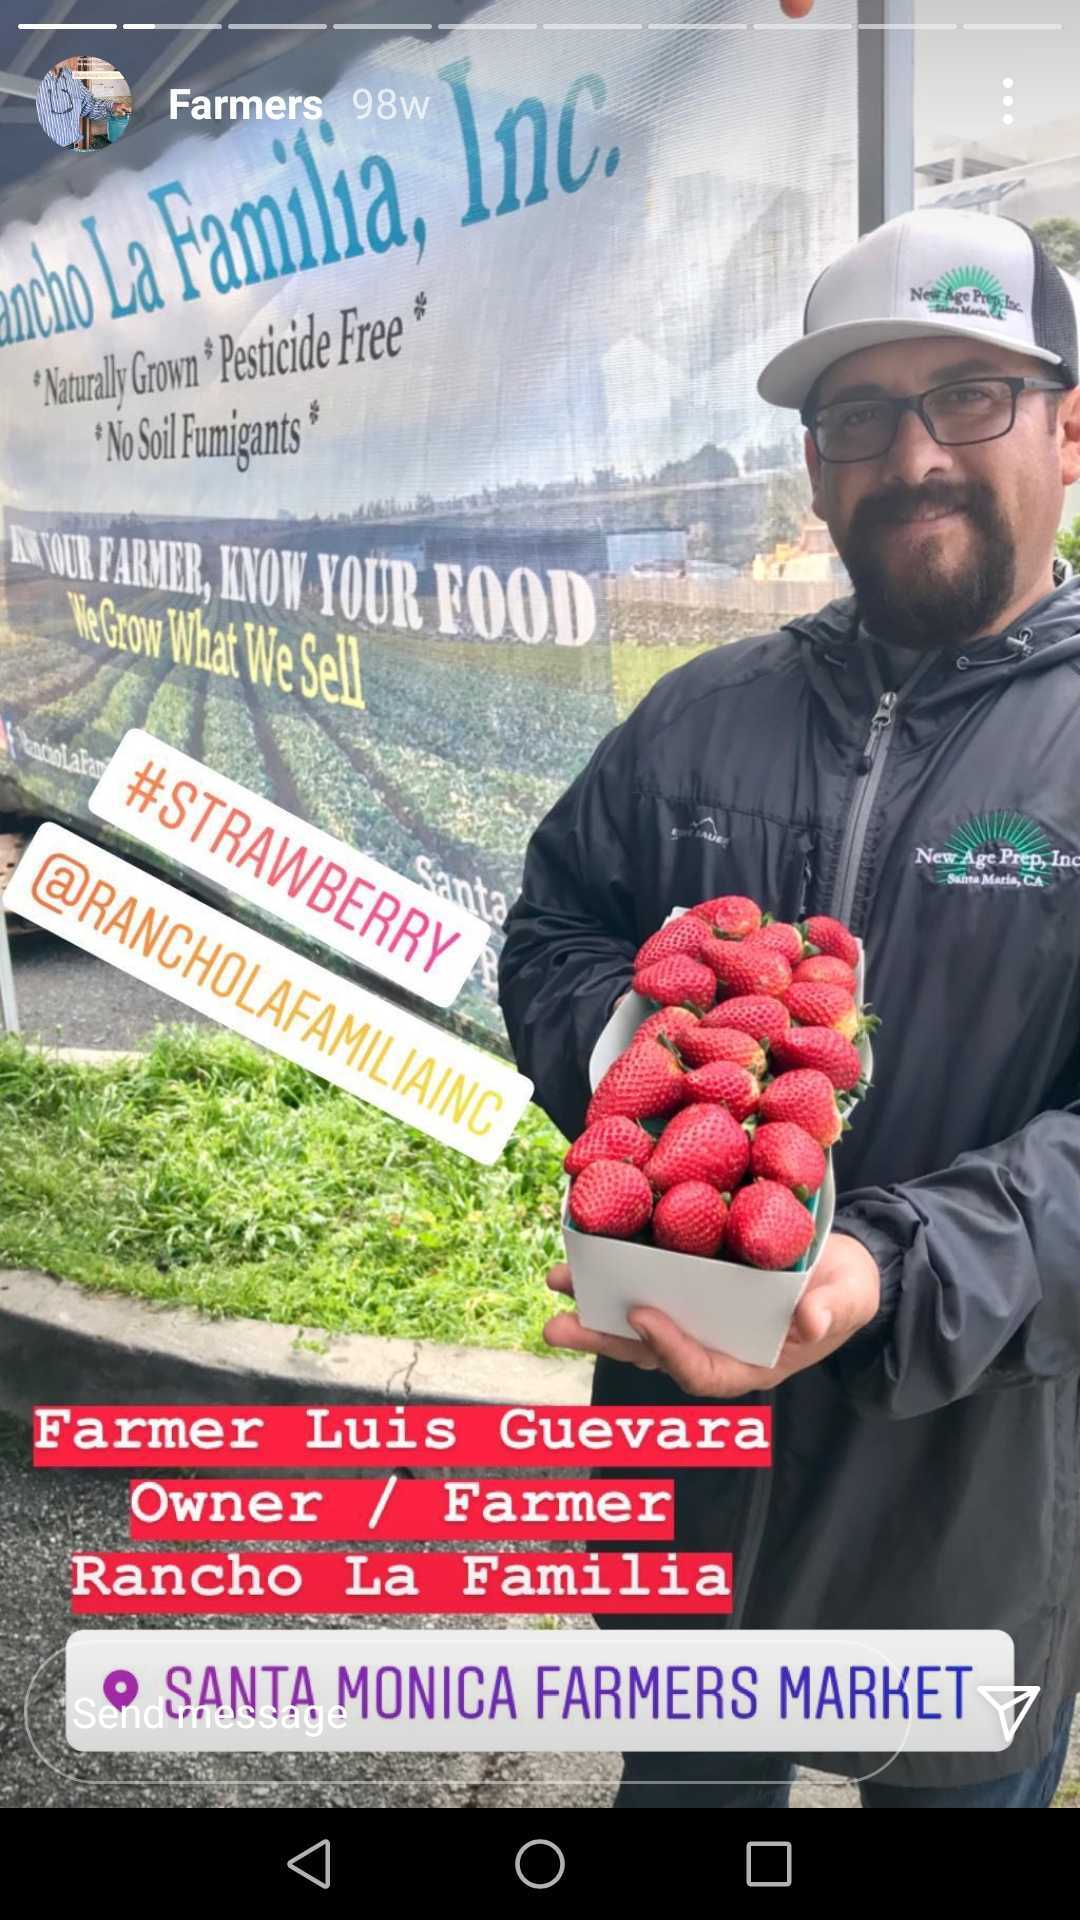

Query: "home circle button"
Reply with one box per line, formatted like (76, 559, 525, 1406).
(514, 1840, 566, 1889)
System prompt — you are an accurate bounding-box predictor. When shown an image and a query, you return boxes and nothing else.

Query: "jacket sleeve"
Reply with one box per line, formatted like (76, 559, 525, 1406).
(827, 1101, 1080, 1418)
(498, 725, 641, 1143)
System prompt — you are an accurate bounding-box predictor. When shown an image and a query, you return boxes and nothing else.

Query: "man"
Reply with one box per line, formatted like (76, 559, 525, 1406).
(498, 208, 1080, 1808)
(36, 62, 116, 152)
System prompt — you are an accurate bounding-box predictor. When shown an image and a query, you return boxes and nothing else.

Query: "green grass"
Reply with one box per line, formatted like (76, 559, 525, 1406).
(0, 1026, 577, 1359)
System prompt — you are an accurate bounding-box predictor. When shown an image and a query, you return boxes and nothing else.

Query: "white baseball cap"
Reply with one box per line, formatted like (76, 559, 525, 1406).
(757, 208, 1080, 416)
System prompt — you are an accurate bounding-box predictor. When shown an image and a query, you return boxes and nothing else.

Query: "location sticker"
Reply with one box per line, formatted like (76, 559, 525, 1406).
(102, 1668, 139, 1709)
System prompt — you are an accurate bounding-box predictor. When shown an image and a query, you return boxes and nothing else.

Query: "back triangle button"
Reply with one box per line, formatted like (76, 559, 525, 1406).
(287, 1840, 331, 1890)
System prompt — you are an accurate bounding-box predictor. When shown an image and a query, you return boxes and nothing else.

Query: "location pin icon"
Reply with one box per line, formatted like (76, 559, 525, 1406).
(103, 1668, 139, 1709)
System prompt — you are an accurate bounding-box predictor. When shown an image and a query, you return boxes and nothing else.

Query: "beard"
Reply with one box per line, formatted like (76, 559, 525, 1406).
(835, 479, 1017, 651)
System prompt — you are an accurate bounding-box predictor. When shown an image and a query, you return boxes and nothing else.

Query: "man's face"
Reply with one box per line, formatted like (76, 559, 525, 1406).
(805, 336, 1068, 648)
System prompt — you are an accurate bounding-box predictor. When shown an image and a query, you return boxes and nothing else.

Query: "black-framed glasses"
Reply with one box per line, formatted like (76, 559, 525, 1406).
(805, 376, 1065, 463)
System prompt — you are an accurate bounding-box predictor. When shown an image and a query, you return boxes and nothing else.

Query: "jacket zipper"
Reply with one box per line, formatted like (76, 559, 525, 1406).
(831, 692, 897, 928)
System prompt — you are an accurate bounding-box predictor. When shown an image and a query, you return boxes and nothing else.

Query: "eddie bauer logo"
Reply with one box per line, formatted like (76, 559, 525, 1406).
(912, 265, 1022, 324)
(670, 815, 730, 847)
(917, 811, 1080, 888)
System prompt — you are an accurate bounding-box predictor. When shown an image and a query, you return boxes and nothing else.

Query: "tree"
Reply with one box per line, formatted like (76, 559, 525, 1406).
(1032, 218, 1080, 276)
(760, 469, 812, 549)
(744, 439, 791, 473)
(1057, 515, 1080, 571)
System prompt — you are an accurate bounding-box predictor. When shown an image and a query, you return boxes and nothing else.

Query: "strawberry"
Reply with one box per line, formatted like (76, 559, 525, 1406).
(708, 939, 793, 999)
(792, 954, 857, 991)
(783, 981, 859, 1040)
(754, 921, 806, 965)
(750, 1122, 826, 1199)
(569, 1159, 653, 1238)
(726, 1181, 816, 1270)
(652, 1181, 728, 1257)
(633, 953, 717, 1012)
(634, 916, 715, 971)
(586, 1037, 686, 1126)
(703, 995, 791, 1045)
(564, 1116, 654, 1176)
(689, 895, 762, 939)
(635, 1005, 701, 1048)
(801, 914, 859, 969)
(683, 1059, 761, 1121)
(758, 1069, 843, 1147)
(769, 1025, 864, 1091)
(645, 1102, 751, 1194)
(677, 1024, 767, 1076)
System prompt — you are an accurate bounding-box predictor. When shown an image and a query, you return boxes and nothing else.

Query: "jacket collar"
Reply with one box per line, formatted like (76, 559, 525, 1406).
(784, 564, 1080, 708)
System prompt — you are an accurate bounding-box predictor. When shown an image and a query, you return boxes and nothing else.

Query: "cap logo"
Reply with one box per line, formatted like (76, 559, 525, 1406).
(913, 264, 1016, 323)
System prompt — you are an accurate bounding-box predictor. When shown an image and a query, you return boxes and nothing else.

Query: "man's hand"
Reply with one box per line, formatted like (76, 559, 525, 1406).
(543, 1231, 881, 1396)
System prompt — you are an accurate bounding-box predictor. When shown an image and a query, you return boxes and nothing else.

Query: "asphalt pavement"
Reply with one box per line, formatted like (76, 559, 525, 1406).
(6, 924, 217, 1052)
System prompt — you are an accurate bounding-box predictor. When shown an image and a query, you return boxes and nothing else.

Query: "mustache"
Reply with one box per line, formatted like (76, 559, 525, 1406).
(856, 488, 974, 528)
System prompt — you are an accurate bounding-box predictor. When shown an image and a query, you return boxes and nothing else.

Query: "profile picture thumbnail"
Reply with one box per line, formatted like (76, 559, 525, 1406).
(35, 56, 132, 154)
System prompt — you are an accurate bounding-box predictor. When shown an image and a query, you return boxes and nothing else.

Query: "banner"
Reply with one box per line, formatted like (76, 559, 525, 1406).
(0, 0, 858, 1053)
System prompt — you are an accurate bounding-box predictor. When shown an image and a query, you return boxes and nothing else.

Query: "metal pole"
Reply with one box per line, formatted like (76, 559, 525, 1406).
(858, 0, 916, 235)
(0, 906, 18, 1034)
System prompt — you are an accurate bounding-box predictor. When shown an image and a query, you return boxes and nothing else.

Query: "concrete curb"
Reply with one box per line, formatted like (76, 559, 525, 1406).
(1, 1044, 592, 1414)
(0, 1269, 594, 1418)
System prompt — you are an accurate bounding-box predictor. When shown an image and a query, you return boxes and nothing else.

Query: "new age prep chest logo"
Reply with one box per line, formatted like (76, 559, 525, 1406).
(911, 265, 1021, 325)
(916, 811, 1080, 889)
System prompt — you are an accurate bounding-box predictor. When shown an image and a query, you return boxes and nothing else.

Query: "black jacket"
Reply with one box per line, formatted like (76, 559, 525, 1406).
(498, 567, 1080, 1786)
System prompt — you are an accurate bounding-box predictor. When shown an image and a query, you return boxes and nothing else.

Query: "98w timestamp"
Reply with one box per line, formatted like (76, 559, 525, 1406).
(353, 87, 431, 122)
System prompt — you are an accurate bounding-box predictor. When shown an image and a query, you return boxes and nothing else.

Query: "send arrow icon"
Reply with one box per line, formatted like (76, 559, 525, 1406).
(978, 1685, 1041, 1745)
(287, 1840, 331, 1890)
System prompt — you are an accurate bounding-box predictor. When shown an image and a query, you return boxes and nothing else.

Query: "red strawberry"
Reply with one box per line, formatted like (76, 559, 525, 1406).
(635, 1006, 701, 1048)
(726, 1181, 816, 1270)
(704, 995, 791, 1045)
(689, 895, 762, 939)
(708, 939, 793, 999)
(677, 1024, 767, 1076)
(652, 1181, 728, 1257)
(802, 915, 859, 969)
(783, 981, 859, 1040)
(754, 921, 806, 965)
(683, 1059, 761, 1121)
(633, 953, 717, 1012)
(569, 1159, 653, 1238)
(564, 1116, 654, 1176)
(586, 1037, 686, 1126)
(769, 1025, 863, 1091)
(634, 916, 715, 970)
(792, 954, 857, 991)
(645, 1103, 751, 1194)
(749, 1122, 826, 1199)
(759, 1069, 843, 1147)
